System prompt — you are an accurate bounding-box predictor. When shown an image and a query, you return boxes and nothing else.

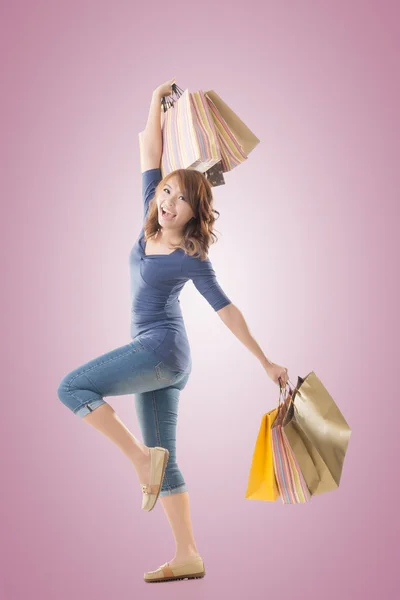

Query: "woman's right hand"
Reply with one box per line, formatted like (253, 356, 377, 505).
(264, 362, 289, 388)
(154, 77, 176, 99)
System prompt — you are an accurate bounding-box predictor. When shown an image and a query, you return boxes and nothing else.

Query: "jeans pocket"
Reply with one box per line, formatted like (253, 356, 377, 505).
(130, 338, 148, 353)
(154, 361, 183, 384)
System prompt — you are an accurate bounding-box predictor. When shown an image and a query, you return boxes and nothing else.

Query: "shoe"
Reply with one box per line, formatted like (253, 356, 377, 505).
(144, 556, 206, 583)
(140, 447, 169, 512)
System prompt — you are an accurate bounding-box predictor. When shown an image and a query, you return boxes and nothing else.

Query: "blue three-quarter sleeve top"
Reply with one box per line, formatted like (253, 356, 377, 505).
(129, 168, 232, 372)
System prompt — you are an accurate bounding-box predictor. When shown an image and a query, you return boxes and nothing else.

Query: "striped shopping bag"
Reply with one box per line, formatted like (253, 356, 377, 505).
(139, 84, 222, 178)
(271, 390, 311, 504)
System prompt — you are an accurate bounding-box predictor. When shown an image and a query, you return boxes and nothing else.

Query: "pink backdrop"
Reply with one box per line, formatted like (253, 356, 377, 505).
(2, 0, 398, 597)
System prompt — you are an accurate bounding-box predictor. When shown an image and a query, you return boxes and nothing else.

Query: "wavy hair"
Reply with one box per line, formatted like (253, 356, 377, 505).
(143, 169, 221, 260)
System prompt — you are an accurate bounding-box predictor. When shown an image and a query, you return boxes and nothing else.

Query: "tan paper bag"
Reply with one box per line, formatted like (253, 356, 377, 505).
(204, 90, 260, 155)
(284, 372, 352, 495)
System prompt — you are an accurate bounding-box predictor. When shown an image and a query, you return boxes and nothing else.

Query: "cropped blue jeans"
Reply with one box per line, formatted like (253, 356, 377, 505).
(57, 335, 192, 496)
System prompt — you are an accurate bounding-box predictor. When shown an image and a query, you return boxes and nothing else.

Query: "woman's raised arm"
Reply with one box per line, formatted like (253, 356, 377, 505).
(140, 78, 175, 174)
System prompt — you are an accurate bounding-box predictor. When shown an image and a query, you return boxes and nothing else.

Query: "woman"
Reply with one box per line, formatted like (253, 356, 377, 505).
(57, 77, 289, 584)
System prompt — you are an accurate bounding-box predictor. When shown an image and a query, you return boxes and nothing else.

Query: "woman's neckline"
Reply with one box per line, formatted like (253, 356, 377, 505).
(140, 230, 181, 257)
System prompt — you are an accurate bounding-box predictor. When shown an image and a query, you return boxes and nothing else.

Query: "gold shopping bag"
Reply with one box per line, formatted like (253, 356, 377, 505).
(284, 372, 352, 495)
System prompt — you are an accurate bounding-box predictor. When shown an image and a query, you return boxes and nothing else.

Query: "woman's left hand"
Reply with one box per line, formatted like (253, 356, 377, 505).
(154, 77, 176, 99)
(264, 362, 289, 388)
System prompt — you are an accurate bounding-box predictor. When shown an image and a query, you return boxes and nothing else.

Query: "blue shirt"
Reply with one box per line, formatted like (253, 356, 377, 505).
(129, 168, 232, 372)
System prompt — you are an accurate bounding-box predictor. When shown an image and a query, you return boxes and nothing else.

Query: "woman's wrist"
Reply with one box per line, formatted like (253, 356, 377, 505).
(260, 356, 274, 370)
(152, 88, 163, 101)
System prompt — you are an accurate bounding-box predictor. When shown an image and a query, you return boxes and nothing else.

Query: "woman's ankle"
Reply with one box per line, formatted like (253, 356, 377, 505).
(173, 549, 201, 562)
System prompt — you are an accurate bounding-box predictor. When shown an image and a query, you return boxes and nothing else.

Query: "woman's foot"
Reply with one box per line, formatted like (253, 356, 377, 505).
(144, 554, 205, 582)
(137, 446, 170, 512)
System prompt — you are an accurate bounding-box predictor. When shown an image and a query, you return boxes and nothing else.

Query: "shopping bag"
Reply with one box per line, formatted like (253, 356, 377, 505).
(204, 94, 248, 172)
(271, 389, 312, 504)
(188, 89, 222, 172)
(139, 84, 221, 178)
(284, 372, 352, 495)
(281, 398, 321, 495)
(205, 90, 260, 156)
(204, 160, 225, 187)
(245, 406, 280, 501)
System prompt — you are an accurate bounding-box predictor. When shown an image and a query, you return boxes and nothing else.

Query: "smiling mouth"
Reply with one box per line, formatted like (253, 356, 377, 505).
(161, 207, 176, 219)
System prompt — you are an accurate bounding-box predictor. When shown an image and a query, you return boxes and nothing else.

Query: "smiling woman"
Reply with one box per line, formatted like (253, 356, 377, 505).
(142, 166, 222, 259)
(161, 206, 176, 219)
(139, 86, 222, 260)
(57, 78, 287, 585)
(131, 165, 232, 372)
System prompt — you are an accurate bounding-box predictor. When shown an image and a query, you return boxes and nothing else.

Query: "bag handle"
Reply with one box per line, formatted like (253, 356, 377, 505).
(172, 83, 184, 95)
(276, 377, 298, 416)
(275, 382, 289, 420)
(161, 83, 184, 113)
(276, 376, 304, 419)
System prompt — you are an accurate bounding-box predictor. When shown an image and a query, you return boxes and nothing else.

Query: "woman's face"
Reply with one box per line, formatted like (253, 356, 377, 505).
(156, 175, 195, 231)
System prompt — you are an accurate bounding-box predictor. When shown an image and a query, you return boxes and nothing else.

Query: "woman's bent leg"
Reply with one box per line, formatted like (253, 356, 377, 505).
(81, 403, 150, 484)
(57, 337, 169, 481)
(57, 337, 167, 418)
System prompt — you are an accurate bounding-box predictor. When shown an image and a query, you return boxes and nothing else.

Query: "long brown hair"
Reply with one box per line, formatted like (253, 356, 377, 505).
(143, 169, 221, 260)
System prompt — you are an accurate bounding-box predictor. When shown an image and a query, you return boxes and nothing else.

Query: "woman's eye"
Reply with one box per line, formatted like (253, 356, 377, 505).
(164, 188, 185, 201)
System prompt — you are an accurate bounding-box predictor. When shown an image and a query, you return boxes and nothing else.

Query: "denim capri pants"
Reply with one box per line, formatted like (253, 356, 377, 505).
(57, 335, 192, 497)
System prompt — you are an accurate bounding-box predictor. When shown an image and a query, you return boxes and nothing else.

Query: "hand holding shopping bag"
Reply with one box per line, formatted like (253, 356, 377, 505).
(264, 361, 289, 387)
(246, 370, 352, 504)
(153, 76, 177, 100)
(139, 82, 261, 179)
(139, 83, 222, 177)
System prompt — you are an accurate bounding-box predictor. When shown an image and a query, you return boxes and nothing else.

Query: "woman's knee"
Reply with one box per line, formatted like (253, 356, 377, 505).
(57, 371, 104, 417)
(57, 372, 73, 406)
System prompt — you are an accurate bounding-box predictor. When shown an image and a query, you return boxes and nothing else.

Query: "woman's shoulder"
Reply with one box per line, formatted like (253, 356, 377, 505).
(182, 251, 212, 277)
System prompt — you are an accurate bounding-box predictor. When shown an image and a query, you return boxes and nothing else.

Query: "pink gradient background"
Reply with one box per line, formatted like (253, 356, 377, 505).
(1, 0, 398, 597)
